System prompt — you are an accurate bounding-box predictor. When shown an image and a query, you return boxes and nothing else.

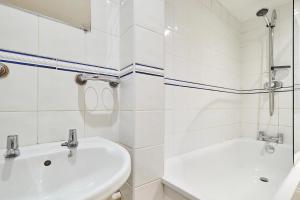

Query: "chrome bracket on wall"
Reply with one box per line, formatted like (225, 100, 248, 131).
(75, 74, 120, 88)
(0, 63, 9, 78)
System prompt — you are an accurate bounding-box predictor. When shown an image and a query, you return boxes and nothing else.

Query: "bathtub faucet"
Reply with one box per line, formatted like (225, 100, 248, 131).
(257, 131, 283, 144)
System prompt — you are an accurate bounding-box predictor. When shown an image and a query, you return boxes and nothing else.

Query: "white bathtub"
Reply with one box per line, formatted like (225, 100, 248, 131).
(163, 138, 293, 200)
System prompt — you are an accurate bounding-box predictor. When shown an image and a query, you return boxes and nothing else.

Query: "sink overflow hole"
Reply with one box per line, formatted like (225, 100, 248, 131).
(259, 177, 269, 182)
(44, 160, 52, 166)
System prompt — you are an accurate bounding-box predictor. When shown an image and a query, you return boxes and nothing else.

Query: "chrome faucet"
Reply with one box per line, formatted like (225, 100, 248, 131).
(257, 131, 283, 144)
(5, 135, 20, 158)
(61, 129, 78, 149)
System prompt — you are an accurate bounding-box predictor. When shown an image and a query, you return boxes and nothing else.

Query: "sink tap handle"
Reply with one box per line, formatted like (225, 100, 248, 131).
(69, 129, 77, 142)
(69, 129, 78, 142)
(5, 135, 20, 158)
(7, 135, 19, 149)
(61, 129, 78, 148)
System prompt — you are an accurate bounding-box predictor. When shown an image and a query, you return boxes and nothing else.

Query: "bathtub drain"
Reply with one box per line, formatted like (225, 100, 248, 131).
(259, 177, 269, 182)
(44, 160, 52, 166)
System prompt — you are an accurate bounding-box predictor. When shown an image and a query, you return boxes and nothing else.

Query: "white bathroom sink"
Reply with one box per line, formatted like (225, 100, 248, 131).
(0, 137, 131, 200)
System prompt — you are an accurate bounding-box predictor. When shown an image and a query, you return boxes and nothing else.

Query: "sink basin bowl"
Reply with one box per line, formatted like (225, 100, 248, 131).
(0, 137, 131, 200)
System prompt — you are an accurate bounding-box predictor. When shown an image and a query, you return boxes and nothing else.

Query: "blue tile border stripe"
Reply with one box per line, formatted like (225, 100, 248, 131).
(165, 77, 241, 92)
(165, 82, 293, 95)
(0, 49, 55, 61)
(119, 66, 293, 94)
(165, 77, 294, 94)
(56, 68, 96, 75)
(165, 83, 241, 94)
(136, 71, 164, 77)
(120, 63, 164, 71)
(0, 59, 56, 70)
(57, 58, 118, 71)
(120, 71, 134, 78)
(0, 58, 118, 76)
(119, 62, 164, 78)
(0, 48, 295, 95)
(135, 63, 164, 71)
(0, 48, 118, 72)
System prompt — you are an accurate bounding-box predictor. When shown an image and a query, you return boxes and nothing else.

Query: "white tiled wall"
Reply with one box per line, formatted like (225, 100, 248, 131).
(119, 0, 165, 199)
(135, 26, 164, 69)
(0, 0, 120, 148)
(240, 3, 293, 145)
(0, 5, 38, 54)
(164, 0, 241, 158)
(0, 112, 37, 148)
(38, 18, 86, 62)
(164, 0, 293, 159)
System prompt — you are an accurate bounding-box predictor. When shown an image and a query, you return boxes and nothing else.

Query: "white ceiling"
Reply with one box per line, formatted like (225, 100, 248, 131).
(218, 0, 291, 21)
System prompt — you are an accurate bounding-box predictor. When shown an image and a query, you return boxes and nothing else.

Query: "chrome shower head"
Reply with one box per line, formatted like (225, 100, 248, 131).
(256, 8, 269, 17)
(256, 8, 270, 26)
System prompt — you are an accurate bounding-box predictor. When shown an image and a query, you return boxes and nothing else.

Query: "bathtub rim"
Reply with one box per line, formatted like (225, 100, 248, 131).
(162, 178, 204, 200)
(163, 137, 293, 200)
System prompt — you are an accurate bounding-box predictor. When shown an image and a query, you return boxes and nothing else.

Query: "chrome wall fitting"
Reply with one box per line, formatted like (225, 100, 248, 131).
(75, 74, 120, 88)
(257, 131, 284, 144)
(0, 63, 9, 78)
(263, 80, 283, 90)
(75, 74, 87, 85)
(256, 8, 278, 116)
